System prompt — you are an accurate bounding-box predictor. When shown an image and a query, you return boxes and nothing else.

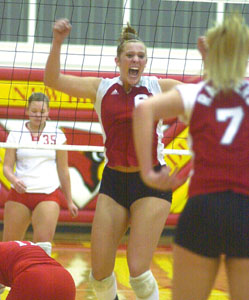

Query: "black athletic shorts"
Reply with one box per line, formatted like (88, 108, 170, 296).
(99, 165, 172, 209)
(174, 191, 249, 258)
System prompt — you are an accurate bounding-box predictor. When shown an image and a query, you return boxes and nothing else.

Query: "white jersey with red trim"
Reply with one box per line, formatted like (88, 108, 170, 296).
(95, 76, 165, 167)
(176, 80, 249, 197)
(6, 121, 66, 193)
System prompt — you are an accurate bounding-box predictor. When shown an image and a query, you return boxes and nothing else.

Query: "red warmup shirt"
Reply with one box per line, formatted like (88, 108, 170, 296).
(95, 76, 166, 167)
(0, 241, 60, 287)
(176, 81, 249, 197)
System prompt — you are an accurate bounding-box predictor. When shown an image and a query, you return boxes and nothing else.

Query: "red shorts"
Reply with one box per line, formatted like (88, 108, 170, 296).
(7, 264, 76, 300)
(6, 188, 61, 211)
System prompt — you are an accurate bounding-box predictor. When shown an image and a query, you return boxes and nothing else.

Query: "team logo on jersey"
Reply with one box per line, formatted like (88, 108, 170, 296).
(111, 89, 119, 95)
(134, 94, 148, 106)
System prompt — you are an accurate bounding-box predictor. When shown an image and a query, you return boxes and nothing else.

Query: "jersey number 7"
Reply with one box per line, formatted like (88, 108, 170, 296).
(216, 106, 244, 145)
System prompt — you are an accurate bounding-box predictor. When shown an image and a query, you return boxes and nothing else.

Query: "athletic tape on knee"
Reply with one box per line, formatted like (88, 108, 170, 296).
(89, 272, 117, 300)
(129, 270, 158, 299)
(36, 242, 52, 256)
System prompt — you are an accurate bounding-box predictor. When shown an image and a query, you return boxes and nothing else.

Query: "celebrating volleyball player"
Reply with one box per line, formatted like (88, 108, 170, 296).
(44, 18, 183, 300)
(0, 241, 76, 300)
(133, 13, 249, 300)
(3, 92, 78, 245)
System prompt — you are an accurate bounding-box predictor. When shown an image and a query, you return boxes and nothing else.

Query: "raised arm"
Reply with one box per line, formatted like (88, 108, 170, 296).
(197, 36, 208, 62)
(44, 18, 101, 103)
(158, 78, 183, 93)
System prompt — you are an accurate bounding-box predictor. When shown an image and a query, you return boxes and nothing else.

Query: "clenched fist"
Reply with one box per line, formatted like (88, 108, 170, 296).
(53, 18, 72, 44)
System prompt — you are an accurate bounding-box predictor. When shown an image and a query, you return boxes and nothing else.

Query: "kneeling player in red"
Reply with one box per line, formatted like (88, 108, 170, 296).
(0, 241, 76, 300)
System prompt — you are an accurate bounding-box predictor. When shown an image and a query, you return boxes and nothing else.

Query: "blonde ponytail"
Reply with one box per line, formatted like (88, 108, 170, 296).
(205, 13, 249, 92)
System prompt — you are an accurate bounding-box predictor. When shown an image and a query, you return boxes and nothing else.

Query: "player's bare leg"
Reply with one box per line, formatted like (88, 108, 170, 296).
(32, 201, 60, 242)
(2, 201, 31, 241)
(90, 193, 129, 300)
(172, 244, 220, 300)
(127, 197, 170, 299)
(226, 257, 249, 300)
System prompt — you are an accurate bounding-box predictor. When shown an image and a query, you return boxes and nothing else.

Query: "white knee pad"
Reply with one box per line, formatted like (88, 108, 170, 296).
(89, 272, 117, 300)
(0, 284, 5, 295)
(36, 242, 52, 256)
(130, 270, 158, 299)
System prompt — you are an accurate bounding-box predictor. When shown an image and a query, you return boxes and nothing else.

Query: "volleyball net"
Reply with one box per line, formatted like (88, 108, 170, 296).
(0, 0, 248, 212)
(1, 0, 248, 152)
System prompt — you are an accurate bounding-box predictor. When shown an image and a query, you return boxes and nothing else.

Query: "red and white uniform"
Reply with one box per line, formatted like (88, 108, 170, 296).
(0, 241, 75, 300)
(0, 241, 58, 286)
(6, 122, 66, 193)
(176, 80, 249, 197)
(95, 76, 165, 167)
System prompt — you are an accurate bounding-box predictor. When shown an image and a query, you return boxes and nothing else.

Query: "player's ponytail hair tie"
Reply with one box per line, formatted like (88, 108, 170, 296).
(117, 22, 144, 57)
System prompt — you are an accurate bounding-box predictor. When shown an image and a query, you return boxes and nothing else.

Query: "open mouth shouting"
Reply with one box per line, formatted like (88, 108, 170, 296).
(129, 67, 139, 77)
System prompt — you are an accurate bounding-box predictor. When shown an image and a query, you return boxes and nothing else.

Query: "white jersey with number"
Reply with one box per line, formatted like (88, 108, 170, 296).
(6, 121, 66, 193)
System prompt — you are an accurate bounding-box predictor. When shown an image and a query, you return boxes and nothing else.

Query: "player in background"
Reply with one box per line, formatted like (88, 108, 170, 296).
(133, 13, 249, 300)
(44, 18, 185, 300)
(3, 92, 78, 245)
(0, 241, 76, 300)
